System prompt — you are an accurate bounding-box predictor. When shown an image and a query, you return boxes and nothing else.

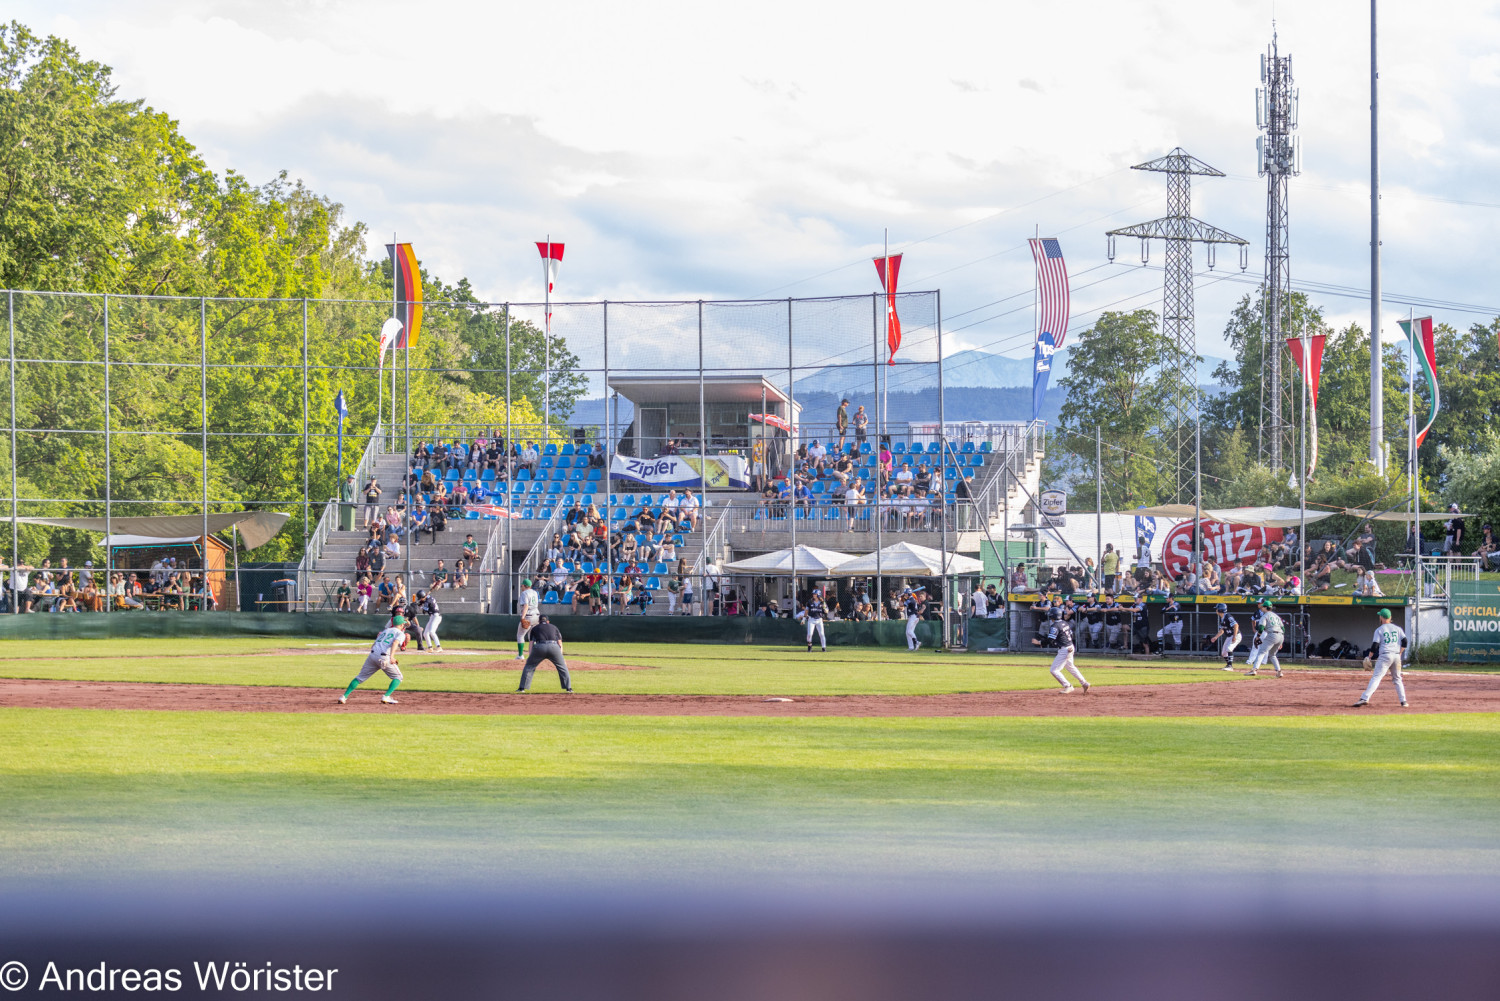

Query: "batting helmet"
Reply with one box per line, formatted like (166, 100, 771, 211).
(1215, 603, 1228, 614)
(1047, 607, 1063, 621)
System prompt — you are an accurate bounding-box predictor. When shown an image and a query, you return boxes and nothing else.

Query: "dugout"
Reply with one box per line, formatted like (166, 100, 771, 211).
(1004, 593, 1412, 659)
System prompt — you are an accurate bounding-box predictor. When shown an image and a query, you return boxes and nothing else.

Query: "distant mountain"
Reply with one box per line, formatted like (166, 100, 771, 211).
(790, 347, 1230, 393)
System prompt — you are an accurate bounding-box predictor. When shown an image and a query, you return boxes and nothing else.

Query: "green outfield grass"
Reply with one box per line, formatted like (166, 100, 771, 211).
(3, 708, 1497, 885)
(0, 639, 1257, 695)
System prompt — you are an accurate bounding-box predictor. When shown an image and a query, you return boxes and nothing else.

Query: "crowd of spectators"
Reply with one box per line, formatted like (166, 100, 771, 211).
(2, 555, 217, 612)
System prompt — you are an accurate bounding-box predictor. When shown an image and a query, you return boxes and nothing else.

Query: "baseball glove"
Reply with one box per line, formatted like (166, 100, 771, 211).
(1361, 656, 1373, 671)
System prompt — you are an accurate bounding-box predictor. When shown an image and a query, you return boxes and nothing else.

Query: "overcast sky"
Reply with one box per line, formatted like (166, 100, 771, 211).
(21, 0, 1500, 363)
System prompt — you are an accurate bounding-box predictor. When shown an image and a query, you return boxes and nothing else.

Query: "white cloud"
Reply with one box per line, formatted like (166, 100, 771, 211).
(19, 0, 1500, 369)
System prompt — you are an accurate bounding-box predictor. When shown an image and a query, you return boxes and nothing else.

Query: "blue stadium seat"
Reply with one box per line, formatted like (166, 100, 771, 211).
(521, 508, 535, 521)
(613, 507, 627, 521)
(640, 494, 654, 506)
(582, 561, 596, 574)
(582, 495, 596, 508)
(653, 562, 668, 575)
(967, 454, 983, 467)
(564, 482, 580, 493)
(651, 533, 664, 544)
(561, 443, 575, 456)
(543, 443, 559, 456)
(961, 442, 976, 454)
(542, 591, 558, 604)
(980, 441, 993, 453)
(574, 455, 590, 468)
(530, 482, 546, 494)
(462, 469, 477, 481)
(672, 534, 685, 546)
(549, 468, 566, 481)
(464, 509, 480, 520)
(480, 469, 496, 481)
(811, 481, 825, 495)
(547, 481, 563, 494)
(445, 469, 461, 480)
(516, 468, 531, 482)
(538, 455, 554, 469)
(587, 468, 601, 481)
(646, 577, 661, 591)
(579, 443, 593, 456)
(753, 508, 765, 520)
(570, 469, 586, 481)
(893, 442, 907, 455)
(622, 495, 636, 507)
(946, 467, 959, 480)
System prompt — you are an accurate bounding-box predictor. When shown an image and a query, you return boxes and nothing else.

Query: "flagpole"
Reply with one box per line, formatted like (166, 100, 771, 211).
(544, 234, 551, 437)
(882, 229, 889, 446)
(1409, 307, 1417, 604)
(1299, 320, 1307, 615)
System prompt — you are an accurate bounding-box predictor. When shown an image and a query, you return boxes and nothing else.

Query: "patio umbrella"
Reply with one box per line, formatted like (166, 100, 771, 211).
(829, 541, 984, 577)
(723, 545, 854, 575)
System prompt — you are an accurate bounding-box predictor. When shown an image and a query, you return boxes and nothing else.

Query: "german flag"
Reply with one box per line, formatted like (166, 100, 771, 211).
(384, 243, 424, 348)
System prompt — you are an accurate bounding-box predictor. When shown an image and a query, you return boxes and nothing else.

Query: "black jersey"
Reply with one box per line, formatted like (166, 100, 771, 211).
(1164, 602, 1183, 622)
(419, 595, 440, 616)
(807, 597, 826, 620)
(1218, 612, 1238, 634)
(1104, 604, 1122, 625)
(903, 597, 920, 618)
(1054, 620, 1076, 648)
(1085, 603, 1104, 624)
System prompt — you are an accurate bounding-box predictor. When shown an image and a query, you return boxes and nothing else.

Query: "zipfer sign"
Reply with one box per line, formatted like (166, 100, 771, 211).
(1449, 581, 1500, 663)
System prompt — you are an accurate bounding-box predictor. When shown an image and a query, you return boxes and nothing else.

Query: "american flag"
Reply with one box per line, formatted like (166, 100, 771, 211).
(1028, 237, 1070, 351)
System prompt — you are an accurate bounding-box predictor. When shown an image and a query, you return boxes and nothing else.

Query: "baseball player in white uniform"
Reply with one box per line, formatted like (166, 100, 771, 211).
(1245, 599, 1285, 678)
(516, 577, 540, 658)
(1352, 608, 1409, 708)
(1032, 607, 1089, 693)
(338, 615, 408, 704)
(803, 589, 827, 652)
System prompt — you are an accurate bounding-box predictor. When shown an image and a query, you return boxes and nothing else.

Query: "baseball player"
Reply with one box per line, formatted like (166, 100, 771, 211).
(1352, 608, 1409, 708)
(1245, 599, 1285, 678)
(1209, 603, 1240, 671)
(415, 588, 443, 652)
(804, 588, 827, 652)
(1082, 594, 1105, 650)
(1031, 607, 1090, 693)
(1102, 595, 1124, 650)
(338, 614, 408, 704)
(516, 615, 574, 693)
(903, 587, 925, 651)
(1155, 597, 1185, 652)
(516, 577, 540, 658)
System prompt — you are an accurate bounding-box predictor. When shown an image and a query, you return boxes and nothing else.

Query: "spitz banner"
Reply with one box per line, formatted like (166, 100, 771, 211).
(611, 454, 749, 490)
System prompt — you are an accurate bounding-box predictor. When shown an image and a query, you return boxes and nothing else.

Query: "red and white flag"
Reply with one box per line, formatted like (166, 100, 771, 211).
(874, 254, 902, 365)
(1287, 332, 1327, 476)
(536, 240, 564, 330)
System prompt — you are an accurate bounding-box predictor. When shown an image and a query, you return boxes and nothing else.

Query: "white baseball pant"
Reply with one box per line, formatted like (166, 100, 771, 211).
(1049, 644, 1088, 690)
(355, 653, 402, 682)
(1156, 621, 1183, 649)
(1360, 652, 1407, 704)
(421, 613, 442, 648)
(805, 617, 825, 649)
(906, 614, 920, 650)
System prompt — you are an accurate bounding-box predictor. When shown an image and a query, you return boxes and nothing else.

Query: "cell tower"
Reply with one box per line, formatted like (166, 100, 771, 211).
(1257, 29, 1300, 469)
(1107, 149, 1248, 498)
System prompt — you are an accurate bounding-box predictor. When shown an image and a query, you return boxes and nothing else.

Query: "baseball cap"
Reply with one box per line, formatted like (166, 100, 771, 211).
(522, 578, 532, 587)
(392, 615, 406, 625)
(1378, 608, 1392, 619)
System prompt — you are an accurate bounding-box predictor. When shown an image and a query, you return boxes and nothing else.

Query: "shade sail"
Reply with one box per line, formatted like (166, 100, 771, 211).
(723, 545, 853, 575)
(830, 542, 984, 577)
(1343, 508, 1466, 523)
(13, 511, 289, 551)
(1116, 505, 1339, 529)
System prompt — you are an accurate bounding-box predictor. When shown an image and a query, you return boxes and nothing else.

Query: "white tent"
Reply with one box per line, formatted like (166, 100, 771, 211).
(723, 545, 854, 575)
(1125, 504, 1339, 529)
(14, 511, 288, 551)
(830, 542, 984, 577)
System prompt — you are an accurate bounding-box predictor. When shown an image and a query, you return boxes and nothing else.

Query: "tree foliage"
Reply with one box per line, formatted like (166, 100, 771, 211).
(0, 22, 586, 564)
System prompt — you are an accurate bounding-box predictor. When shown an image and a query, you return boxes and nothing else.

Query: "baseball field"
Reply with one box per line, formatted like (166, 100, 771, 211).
(3, 638, 1499, 888)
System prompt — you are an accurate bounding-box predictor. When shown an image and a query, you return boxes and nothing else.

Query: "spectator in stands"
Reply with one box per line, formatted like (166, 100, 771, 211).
(408, 504, 429, 544)
(454, 557, 470, 589)
(659, 535, 678, 565)
(678, 489, 700, 531)
(1478, 524, 1499, 570)
(420, 468, 438, 493)
(429, 503, 447, 540)
(619, 532, 638, 567)
(894, 461, 914, 488)
(1201, 562, 1221, 594)
(1007, 564, 1031, 594)
(1354, 567, 1385, 597)
(368, 544, 386, 575)
(109, 572, 144, 610)
(383, 532, 401, 562)
(852, 405, 869, 450)
(336, 580, 352, 612)
(431, 560, 451, 591)
(362, 478, 382, 528)
(355, 574, 373, 613)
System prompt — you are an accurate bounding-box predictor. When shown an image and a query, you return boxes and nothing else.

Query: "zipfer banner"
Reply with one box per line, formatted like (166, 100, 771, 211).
(1449, 580, 1500, 663)
(610, 454, 749, 490)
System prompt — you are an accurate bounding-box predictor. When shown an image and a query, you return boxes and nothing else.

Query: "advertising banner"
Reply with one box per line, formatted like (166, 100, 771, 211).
(1161, 520, 1285, 580)
(611, 454, 749, 490)
(1450, 580, 1500, 663)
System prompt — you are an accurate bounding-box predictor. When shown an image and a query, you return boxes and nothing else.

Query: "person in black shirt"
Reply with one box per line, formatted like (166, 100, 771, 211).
(415, 589, 443, 652)
(1031, 607, 1089, 693)
(516, 615, 573, 693)
(1209, 603, 1240, 671)
(1082, 596, 1105, 650)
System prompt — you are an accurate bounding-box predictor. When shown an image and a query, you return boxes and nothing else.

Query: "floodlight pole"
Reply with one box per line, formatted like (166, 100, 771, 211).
(1370, 0, 1385, 471)
(201, 296, 209, 608)
(8, 290, 15, 615)
(937, 289, 949, 649)
(103, 294, 112, 615)
(697, 300, 707, 618)
(1096, 425, 1103, 586)
(504, 303, 512, 615)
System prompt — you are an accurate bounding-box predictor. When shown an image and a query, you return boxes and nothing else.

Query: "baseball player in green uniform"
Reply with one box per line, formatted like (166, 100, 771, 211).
(1245, 599, 1285, 678)
(516, 577, 540, 658)
(1352, 608, 1409, 708)
(338, 615, 408, 705)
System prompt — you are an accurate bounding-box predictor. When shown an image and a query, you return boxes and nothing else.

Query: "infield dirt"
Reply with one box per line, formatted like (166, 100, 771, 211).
(3, 670, 1497, 716)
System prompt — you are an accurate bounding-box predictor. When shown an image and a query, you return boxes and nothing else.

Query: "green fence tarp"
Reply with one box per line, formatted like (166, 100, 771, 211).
(0, 611, 953, 647)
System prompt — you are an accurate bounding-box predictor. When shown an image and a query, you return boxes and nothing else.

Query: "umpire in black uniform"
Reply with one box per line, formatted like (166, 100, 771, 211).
(516, 615, 574, 693)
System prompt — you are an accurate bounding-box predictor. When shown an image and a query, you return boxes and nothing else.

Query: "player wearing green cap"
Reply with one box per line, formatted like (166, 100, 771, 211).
(338, 615, 408, 705)
(1246, 598, 1285, 678)
(1353, 608, 1409, 708)
(516, 577, 541, 658)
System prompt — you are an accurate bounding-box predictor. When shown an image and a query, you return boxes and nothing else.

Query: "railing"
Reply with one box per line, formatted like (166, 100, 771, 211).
(298, 422, 384, 610)
(1414, 555, 1481, 599)
(724, 500, 983, 537)
(476, 517, 506, 614)
(512, 498, 570, 610)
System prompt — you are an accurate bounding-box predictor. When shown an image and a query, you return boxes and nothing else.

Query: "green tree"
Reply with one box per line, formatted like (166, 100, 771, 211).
(1054, 309, 1174, 507)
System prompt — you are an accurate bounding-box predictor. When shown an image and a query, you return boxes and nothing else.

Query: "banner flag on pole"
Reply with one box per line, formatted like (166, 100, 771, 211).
(873, 254, 902, 365)
(377, 317, 403, 370)
(536, 240, 564, 327)
(383, 243, 424, 348)
(1027, 237, 1070, 422)
(1286, 331, 1326, 475)
(334, 389, 348, 481)
(1397, 316, 1440, 448)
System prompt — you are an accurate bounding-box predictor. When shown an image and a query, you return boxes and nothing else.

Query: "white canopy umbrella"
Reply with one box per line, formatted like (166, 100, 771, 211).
(830, 541, 984, 577)
(723, 544, 854, 575)
(1201, 505, 1341, 529)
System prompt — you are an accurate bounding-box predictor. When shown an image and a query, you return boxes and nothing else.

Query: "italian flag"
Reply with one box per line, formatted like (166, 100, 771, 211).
(1397, 316, 1440, 449)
